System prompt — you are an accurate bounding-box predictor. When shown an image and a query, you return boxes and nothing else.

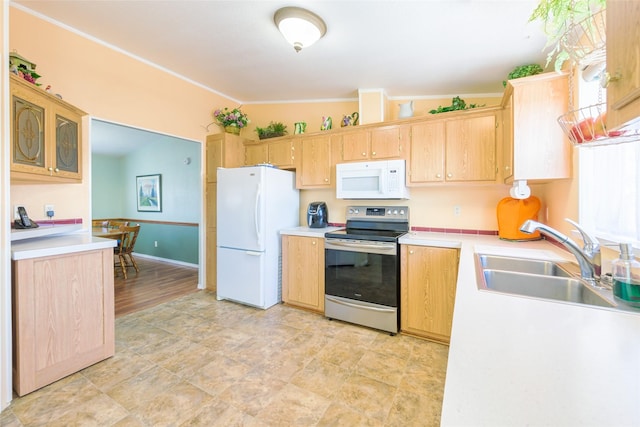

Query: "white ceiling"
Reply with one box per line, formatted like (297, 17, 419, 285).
(12, 0, 549, 104)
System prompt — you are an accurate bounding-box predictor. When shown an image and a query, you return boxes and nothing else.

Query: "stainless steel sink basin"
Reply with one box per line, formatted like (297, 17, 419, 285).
(475, 253, 616, 308)
(480, 270, 615, 307)
(477, 254, 573, 278)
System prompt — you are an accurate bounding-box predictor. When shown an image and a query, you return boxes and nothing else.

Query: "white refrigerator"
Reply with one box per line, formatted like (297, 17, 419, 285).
(216, 165, 300, 309)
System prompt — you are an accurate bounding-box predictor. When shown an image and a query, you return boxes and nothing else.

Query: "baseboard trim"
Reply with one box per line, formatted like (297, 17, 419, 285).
(133, 252, 198, 269)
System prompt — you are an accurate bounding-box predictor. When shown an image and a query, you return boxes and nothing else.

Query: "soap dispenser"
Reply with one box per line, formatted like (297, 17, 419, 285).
(612, 244, 640, 307)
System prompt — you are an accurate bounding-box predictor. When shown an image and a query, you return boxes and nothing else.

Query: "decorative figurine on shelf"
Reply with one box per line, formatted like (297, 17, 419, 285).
(341, 112, 360, 127)
(321, 116, 332, 131)
(294, 122, 307, 134)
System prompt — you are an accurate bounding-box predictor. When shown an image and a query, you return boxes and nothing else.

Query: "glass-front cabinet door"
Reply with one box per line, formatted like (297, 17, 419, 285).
(10, 74, 85, 182)
(12, 94, 48, 176)
(55, 113, 81, 178)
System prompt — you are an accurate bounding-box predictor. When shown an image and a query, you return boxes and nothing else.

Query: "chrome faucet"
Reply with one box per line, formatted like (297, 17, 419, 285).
(520, 218, 601, 284)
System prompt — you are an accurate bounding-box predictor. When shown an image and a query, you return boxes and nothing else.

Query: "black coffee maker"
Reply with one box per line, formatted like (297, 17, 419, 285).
(307, 202, 328, 228)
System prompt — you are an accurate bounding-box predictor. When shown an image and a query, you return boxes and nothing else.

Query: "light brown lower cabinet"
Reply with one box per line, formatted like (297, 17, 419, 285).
(400, 245, 459, 344)
(281, 235, 324, 313)
(12, 248, 115, 396)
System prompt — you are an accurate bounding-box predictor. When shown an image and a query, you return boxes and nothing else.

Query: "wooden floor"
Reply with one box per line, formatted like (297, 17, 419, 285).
(114, 256, 200, 318)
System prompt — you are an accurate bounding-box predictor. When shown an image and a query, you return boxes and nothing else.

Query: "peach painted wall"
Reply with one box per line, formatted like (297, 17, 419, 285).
(8, 6, 235, 223)
(240, 100, 359, 140)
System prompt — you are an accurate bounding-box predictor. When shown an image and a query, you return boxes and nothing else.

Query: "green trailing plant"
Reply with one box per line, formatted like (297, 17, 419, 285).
(255, 121, 288, 140)
(528, 0, 606, 71)
(429, 96, 485, 114)
(503, 64, 544, 87)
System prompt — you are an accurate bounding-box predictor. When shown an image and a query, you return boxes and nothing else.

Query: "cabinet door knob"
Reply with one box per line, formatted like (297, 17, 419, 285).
(447, 173, 453, 178)
(601, 71, 621, 89)
(312, 241, 316, 245)
(409, 250, 414, 254)
(54, 168, 59, 173)
(361, 152, 366, 157)
(436, 173, 442, 178)
(371, 151, 376, 156)
(324, 178, 329, 182)
(505, 166, 511, 171)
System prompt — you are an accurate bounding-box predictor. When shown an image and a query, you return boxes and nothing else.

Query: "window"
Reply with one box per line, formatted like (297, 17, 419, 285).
(578, 77, 640, 247)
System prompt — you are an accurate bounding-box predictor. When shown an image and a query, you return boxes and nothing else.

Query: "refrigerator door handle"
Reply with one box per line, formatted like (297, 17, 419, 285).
(254, 183, 261, 242)
(245, 251, 262, 256)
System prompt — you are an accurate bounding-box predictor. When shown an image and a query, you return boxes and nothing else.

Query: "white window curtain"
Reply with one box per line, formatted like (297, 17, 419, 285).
(578, 75, 640, 247)
(579, 142, 640, 246)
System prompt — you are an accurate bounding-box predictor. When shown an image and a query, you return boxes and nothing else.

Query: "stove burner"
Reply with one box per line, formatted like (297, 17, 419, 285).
(324, 205, 409, 242)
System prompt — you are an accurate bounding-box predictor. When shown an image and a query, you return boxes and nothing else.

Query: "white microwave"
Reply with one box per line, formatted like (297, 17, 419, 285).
(336, 159, 409, 199)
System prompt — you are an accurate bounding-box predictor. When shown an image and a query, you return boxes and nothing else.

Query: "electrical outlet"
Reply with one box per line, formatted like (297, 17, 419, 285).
(154, 241, 158, 248)
(454, 205, 461, 217)
(44, 204, 54, 217)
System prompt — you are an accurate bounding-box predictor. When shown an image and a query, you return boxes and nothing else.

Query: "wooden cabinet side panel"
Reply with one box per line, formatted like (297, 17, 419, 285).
(502, 95, 514, 181)
(13, 249, 115, 396)
(206, 134, 223, 183)
(223, 135, 246, 168)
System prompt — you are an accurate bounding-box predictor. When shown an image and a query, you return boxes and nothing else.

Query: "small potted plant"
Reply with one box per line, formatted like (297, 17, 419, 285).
(255, 121, 288, 140)
(212, 107, 249, 135)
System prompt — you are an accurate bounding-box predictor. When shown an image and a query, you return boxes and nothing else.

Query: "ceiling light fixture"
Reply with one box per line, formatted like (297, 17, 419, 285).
(274, 6, 327, 53)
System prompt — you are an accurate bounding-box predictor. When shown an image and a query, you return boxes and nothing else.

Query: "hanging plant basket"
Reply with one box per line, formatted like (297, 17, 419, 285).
(559, 9, 606, 68)
(557, 103, 640, 146)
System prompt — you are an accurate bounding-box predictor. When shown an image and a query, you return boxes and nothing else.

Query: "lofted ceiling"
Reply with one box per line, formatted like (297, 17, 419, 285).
(11, 0, 550, 104)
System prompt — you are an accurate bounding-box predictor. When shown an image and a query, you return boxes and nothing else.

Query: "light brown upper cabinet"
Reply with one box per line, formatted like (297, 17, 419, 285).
(339, 125, 405, 162)
(408, 109, 498, 184)
(295, 134, 333, 189)
(10, 74, 86, 183)
(501, 72, 571, 182)
(605, 1, 640, 131)
(244, 137, 295, 169)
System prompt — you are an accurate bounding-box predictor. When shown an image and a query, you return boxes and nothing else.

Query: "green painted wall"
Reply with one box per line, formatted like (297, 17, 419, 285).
(91, 121, 201, 265)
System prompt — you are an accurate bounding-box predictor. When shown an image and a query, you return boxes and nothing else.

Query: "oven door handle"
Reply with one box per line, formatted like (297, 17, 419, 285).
(325, 296, 397, 313)
(325, 241, 395, 251)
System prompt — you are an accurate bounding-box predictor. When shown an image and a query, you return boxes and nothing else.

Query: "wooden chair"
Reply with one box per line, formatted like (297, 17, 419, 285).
(114, 224, 140, 279)
(92, 219, 110, 227)
(109, 220, 129, 229)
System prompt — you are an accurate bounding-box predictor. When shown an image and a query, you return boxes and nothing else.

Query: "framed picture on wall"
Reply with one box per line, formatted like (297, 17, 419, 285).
(136, 174, 162, 212)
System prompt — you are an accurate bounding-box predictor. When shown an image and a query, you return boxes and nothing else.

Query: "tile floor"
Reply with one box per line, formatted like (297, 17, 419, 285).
(1, 291, 448, 426)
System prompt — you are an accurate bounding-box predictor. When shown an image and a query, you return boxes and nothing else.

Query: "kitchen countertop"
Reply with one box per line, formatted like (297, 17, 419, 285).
(11, 232, 117, 261)
(279, 225, 343, 238)
(401, 231, 640, 426)
(10, 223, 83, 241)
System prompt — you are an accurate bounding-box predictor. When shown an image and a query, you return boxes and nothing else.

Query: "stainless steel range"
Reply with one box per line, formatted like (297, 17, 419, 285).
(324, 206, 409, 334)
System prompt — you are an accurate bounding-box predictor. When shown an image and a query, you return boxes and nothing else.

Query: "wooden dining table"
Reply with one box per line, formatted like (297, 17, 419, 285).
(91, 226, 124, 241)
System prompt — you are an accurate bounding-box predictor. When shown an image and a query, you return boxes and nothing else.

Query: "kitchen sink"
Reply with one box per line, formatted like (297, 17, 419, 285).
(475, 253, 616, 308)
(480, 270, 615, 307)
(477, 254, 574, 278)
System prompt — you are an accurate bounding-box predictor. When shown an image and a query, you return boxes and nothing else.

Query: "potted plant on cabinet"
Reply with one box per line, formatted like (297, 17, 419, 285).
(255, 121, 288, 140)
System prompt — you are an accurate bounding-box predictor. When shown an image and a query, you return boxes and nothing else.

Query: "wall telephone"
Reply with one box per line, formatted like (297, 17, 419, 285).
(14, 206, 39, 229)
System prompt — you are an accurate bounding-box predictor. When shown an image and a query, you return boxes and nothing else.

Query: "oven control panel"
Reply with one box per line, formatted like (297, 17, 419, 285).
(346, 205, 409, 221)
